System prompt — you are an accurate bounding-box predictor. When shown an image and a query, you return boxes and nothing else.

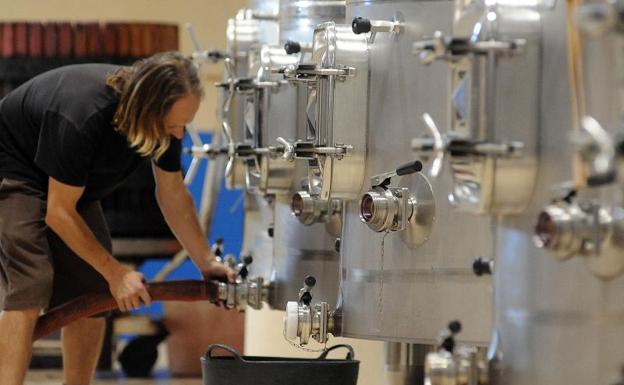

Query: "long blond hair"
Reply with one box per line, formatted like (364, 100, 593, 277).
(107, 51, 203, 159)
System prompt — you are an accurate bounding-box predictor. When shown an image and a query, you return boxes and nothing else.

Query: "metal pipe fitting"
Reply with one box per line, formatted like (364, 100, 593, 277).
(534, 202, 591, 259)
(535, 198, 624, 279)
(360, 186, 414, 232)
(291, 191, 340, 225)
(215, 277, 270, 311)
(284, 300, 334, 345)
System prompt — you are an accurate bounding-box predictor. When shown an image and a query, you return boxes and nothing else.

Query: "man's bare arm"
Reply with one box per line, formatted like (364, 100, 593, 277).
(45, 177, 151, 310)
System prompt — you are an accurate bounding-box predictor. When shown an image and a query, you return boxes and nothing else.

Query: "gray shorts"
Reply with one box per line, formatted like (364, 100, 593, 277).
(0, 178, 111, 312)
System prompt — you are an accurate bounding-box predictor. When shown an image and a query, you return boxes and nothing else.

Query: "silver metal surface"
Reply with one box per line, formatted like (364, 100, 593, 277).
(239, 193, 275, 281)
(385, 343, 433, 385)
(256, 46, 300, 195)
(270, 193, 341, 309)
(425, 347, 489, 385)
(279, 0, 346, 43)
(338, 0, 494, 344)
(410, 0, 541, 215)
(494, 0, 624, 384)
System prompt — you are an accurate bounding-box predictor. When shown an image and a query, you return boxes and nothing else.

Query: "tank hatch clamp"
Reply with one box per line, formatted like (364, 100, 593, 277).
(412, 113, 523, 178)
(412, 30, 525, 65)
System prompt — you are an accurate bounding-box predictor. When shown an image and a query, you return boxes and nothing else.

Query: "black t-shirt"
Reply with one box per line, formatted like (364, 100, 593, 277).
(0, 63, 181, 204)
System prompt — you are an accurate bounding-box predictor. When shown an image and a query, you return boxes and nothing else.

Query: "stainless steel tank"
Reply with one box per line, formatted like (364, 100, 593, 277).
(268, 1, 348, 309)
(225, 0, 347, 309)
(338, 0, 495, 345)
(226, 1, 280, 280)
(222, 2, 280, 190)
(494, 0, 624, 384)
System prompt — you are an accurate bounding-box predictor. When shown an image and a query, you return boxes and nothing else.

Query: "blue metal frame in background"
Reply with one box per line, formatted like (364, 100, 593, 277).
(135, 132, 244, 317)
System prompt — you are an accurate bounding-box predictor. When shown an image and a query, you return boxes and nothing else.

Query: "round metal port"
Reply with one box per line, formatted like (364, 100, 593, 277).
(532, 204, 584, 260)
(290, 191, 318, 225)
(292, 193, 305, 216)
(360, 193, 376, 223)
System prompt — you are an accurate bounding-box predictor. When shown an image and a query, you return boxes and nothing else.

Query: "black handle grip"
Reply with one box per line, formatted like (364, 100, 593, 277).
(396, 160, 423, 176)
(205, 344, 244, 361)
(284, 40, 301, 54)
(587, 170, 617, 187)
(352, 17, 372, 34)
(317, 344, 356, 360)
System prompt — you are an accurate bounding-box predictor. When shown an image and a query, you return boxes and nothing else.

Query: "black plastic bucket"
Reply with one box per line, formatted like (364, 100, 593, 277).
(201, 344, 360, 385)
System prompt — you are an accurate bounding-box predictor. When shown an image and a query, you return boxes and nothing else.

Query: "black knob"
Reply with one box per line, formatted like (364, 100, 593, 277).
(440, 320, 462, 353)
(267, 226, 274, 238)
(352, 17, 372, 35)
(447, 38, 472, 56)
(334, 237, 341, 253)
(213, 238, 224, 257)
(243, 255, 253, 265)
(207, 50, 225, 62)
(301, 291, 313, 306)
(284, 40, 301, 54)
(472, 257, 493, 276)
(396, 160, 423, 176)
(305, 275, 317, 288)
(448, 320, 462, 334)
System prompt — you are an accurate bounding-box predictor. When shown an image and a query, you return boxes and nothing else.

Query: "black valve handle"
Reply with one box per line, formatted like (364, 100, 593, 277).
(440, 320, 462, 353)
(284, 40, 301, 54)
(396, 160, 423, 176)
(238, 255, 253, 279)
(212, 238, 224, 257)
(352, 17, 372, 35)
(301, 291, 313, 306)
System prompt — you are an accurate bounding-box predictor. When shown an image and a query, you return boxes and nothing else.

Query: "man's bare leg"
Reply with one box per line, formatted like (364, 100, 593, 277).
(62, 317, 105, 385)
(0, 308, 40, 385)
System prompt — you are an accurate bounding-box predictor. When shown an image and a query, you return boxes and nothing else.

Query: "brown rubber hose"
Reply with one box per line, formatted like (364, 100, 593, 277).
(34, 279, 219, 341)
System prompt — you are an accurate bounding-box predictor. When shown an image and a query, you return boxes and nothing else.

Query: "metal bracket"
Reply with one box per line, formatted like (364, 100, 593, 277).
(413, 31, 526, 65)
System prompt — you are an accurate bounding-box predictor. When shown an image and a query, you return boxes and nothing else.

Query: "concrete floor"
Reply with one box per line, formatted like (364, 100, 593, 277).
(25, 370, 202, 384)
